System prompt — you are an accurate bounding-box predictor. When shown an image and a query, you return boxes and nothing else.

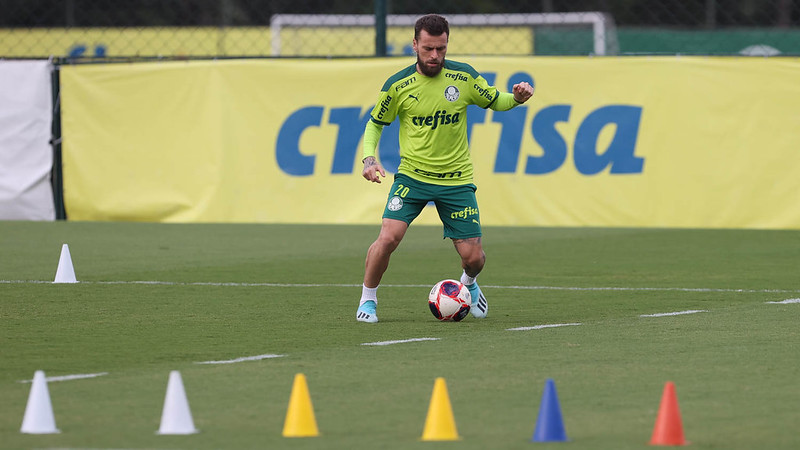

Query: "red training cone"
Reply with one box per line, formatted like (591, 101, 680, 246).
(649, 381, 687, 446)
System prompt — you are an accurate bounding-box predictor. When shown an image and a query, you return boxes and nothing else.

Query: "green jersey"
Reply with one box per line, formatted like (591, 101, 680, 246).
(369, 60, 500, 186)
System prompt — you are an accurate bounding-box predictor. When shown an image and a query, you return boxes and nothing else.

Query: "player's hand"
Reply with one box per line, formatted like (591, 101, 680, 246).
(362, 156, 386, 183)
(512, 81, 535, 104)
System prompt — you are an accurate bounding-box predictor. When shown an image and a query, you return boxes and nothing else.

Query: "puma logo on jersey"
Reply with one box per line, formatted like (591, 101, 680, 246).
(409, 94, 419, 102)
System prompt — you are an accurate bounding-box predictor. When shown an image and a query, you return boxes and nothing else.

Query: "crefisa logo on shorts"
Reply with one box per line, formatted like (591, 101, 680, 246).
(444, 85, 459, 102)
(387, 196, 403, 211)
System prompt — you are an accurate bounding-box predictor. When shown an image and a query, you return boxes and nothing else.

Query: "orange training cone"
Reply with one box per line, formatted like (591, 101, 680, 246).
(649, 381, 687, 446)
(282, 373, 319, 437)
(421, 377, 460, 441)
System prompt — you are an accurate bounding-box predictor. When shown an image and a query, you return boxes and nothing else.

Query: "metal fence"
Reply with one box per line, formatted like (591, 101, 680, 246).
(1, 0, 799, 58)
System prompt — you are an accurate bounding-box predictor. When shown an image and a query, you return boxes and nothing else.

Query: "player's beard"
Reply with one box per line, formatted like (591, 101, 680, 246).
(417, 54, 444, 77)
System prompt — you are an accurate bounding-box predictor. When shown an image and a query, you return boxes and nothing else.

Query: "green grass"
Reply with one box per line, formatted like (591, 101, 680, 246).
(1, 222, 799, 449)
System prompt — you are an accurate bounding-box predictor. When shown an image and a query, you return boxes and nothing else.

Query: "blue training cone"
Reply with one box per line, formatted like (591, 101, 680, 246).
(532, 378, 568, 442)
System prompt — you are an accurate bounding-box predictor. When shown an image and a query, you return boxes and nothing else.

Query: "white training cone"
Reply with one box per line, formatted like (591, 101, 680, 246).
(157, 371, 198, 435)
(53, 244, 77, 283)
(20, 370, 60, 434)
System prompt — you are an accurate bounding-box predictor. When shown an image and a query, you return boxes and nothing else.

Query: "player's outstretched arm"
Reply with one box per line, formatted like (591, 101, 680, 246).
(512, 81, 535, 104)
(362, 156, 386, 184)
(488, 81, 536, 112)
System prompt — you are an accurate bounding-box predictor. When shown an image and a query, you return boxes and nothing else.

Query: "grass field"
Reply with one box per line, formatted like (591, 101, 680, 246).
(1, 221, 799, 449)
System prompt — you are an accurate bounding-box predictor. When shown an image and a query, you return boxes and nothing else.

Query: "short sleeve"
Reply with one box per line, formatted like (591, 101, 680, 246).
(470, 74, 500, 109)
(369, 89, 397, 126)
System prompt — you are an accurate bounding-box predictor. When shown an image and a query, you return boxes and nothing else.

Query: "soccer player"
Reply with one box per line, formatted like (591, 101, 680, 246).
(356, 13, 534, 323)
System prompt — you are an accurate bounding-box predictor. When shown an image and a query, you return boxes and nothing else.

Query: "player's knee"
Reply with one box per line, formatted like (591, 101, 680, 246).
(462, 250, 485, 273)
(376, 233, 403, 251)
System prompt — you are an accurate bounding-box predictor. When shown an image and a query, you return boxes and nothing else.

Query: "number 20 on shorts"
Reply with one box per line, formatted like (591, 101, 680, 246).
(394, 185, 410, 198)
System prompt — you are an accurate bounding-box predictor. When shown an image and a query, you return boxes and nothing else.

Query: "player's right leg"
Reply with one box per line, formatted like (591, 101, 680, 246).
(358, 218, 409, 323)
(357, 174, 429, 323)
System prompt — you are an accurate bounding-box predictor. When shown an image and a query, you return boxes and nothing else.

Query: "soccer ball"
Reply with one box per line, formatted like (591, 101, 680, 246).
(428, 279, 471, 321)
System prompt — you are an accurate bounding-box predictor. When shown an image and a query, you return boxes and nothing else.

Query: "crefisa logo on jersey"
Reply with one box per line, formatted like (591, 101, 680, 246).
(444, 85, 459, 102)
(387, 196, 403, 211)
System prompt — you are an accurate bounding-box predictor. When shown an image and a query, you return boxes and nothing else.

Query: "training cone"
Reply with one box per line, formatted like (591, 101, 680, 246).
(157, 371, 198, 435)
(421, 377, 460, 441)
(20, 370, 60, 434)
(53, 244, 77, 283)
(532, 378, 568, 442)
(649, 381, 687, 446)
(282, 373, 319, 437)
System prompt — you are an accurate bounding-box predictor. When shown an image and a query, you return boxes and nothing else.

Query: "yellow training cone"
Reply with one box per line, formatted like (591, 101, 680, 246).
(282, 373, 319, 437)
(421, 377, 460, 441)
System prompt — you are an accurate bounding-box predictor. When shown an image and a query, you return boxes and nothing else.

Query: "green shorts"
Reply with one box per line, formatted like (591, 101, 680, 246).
(382, 173, 481, 239)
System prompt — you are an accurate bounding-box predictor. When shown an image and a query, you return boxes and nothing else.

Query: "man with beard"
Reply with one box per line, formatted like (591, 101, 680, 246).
(356, 13, 534, 323)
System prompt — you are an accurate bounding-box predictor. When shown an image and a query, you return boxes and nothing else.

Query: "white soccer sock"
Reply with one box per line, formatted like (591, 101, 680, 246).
(461, 271, 476, 286)
(360, 284, 378, 306)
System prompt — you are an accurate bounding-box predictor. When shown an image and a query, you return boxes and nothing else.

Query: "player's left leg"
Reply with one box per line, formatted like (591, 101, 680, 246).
(453, 237, 488, 318)
(435, 183, 488, 318)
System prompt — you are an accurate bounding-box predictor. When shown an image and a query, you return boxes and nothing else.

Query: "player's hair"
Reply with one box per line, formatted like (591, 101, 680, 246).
(414, 14, 449, 41)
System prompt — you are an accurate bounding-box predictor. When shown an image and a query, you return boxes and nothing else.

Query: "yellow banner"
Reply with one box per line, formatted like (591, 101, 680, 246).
(60, 57, 800, 228)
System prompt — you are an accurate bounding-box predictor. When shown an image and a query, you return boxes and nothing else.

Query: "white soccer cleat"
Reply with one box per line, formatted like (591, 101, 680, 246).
(467, 283, 488, 318)
(356, 300, 378, 323)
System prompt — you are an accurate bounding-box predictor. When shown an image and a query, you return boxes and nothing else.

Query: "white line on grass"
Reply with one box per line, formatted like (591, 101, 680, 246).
(766, 298, 800, 304)
(4, 279, 800, 294)
(194, 354, 285, 365)
(639, 310, 708, 318)
(362, 338, 440, 346)
(19, 372, 109, 383)
(506, 323, 583, 331)
(487, 285, 800, 293)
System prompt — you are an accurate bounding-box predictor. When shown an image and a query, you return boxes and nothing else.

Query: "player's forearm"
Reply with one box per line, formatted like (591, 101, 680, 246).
(362, 119, 384, 161)
(489, 92, 525, 112)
